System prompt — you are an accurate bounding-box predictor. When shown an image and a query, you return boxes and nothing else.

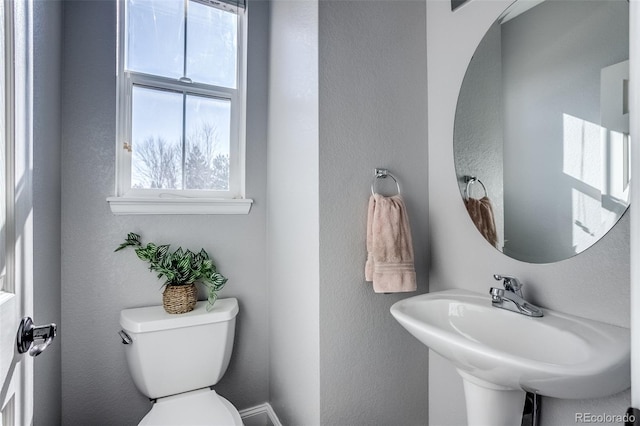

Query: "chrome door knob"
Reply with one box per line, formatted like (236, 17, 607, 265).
(16, 317, 57, 357)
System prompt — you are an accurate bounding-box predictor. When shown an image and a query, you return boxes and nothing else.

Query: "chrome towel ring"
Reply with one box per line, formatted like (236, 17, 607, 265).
(371, 168, 401, 196)
(464, 176, 487, 200)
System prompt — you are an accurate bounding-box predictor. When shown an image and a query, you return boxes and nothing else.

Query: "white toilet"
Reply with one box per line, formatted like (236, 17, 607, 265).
(119, 298, 242, 426)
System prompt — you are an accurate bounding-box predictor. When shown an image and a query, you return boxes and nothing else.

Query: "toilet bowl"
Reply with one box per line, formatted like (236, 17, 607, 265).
(138, 388, 241, 426)
(119, 298, 242, 426)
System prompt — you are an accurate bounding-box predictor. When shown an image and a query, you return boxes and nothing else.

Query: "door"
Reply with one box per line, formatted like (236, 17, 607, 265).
(0, 1, 55, 424)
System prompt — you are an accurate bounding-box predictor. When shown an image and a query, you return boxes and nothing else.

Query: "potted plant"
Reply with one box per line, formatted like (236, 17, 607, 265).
(115, 232, 228, 314)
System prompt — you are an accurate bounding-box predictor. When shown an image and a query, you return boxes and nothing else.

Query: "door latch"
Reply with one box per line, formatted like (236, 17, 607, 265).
(16, 317, 57, 357)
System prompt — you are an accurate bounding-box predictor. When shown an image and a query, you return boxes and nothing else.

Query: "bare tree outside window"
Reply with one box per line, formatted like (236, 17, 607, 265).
(132, 122, 230, 190)
(185, 122, 230, 190)
(133, 137, 181, 189)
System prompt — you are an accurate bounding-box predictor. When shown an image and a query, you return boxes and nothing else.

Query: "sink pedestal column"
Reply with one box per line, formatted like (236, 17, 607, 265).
(458, 370, 526, 426)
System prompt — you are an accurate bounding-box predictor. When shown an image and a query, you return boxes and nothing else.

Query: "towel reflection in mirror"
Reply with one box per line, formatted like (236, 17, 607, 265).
(464, 177, 498, 248)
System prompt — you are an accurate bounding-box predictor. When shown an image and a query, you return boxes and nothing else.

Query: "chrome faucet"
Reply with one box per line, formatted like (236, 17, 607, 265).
(490, 274, 543, 317)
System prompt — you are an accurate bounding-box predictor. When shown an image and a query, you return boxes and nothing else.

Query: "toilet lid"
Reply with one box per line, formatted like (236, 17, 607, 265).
(139, 389, 242, 426)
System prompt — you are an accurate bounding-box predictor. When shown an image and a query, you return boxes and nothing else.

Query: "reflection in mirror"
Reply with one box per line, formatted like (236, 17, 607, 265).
(454, 0, 629, 263)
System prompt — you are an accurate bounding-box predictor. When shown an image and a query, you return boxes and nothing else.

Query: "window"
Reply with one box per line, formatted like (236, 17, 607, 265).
(110, 0, 251, 214)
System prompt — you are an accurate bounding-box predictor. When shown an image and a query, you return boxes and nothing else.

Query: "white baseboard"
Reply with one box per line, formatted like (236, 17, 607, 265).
(239, 402, 282, 426)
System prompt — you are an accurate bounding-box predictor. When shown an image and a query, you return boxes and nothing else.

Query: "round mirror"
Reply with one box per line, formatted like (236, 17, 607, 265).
(453, 0, 630, 263)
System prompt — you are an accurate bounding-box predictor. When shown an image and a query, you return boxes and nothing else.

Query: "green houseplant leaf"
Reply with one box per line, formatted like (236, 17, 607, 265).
(115, 232, 228, 311)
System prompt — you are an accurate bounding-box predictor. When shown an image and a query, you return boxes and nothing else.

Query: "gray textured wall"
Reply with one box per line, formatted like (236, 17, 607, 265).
(33, 0, 62, 424)
(60, 1, 270, 424)
(427, 1, 630, 425)
(318, 1, 430, 424)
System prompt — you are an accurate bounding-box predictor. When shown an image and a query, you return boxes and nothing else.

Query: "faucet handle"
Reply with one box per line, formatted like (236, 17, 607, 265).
(493, 274, 523, 295)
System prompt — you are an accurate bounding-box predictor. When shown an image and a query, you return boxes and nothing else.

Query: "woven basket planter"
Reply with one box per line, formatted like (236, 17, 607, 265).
(163, 284, 198, 314)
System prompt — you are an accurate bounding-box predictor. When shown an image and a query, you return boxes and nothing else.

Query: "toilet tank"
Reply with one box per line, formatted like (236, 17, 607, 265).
(120, 298, 239, 399)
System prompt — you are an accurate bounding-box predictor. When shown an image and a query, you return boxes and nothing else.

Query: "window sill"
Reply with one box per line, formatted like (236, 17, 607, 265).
(107, 197, 253, 215)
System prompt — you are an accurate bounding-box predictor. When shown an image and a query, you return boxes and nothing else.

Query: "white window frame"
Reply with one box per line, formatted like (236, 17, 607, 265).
(108, 0, 252, 215)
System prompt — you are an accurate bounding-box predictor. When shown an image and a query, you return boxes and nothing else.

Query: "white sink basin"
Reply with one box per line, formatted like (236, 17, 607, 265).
(390, 289, 629, 424)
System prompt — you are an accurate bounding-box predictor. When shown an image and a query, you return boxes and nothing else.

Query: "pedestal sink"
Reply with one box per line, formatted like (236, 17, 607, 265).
(390, 289, 630, 426)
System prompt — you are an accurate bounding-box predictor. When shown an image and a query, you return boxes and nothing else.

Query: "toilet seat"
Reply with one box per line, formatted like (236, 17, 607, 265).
(139, 388, 242, 426)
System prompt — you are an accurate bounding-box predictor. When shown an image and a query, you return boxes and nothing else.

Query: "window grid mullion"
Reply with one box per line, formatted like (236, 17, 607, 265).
(127, 71, 237, 100)
(181, 93, 187, 190)
(182, 0, 188, 79)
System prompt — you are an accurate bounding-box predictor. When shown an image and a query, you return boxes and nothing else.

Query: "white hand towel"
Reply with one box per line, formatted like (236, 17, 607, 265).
(365, 194, 417, 293)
